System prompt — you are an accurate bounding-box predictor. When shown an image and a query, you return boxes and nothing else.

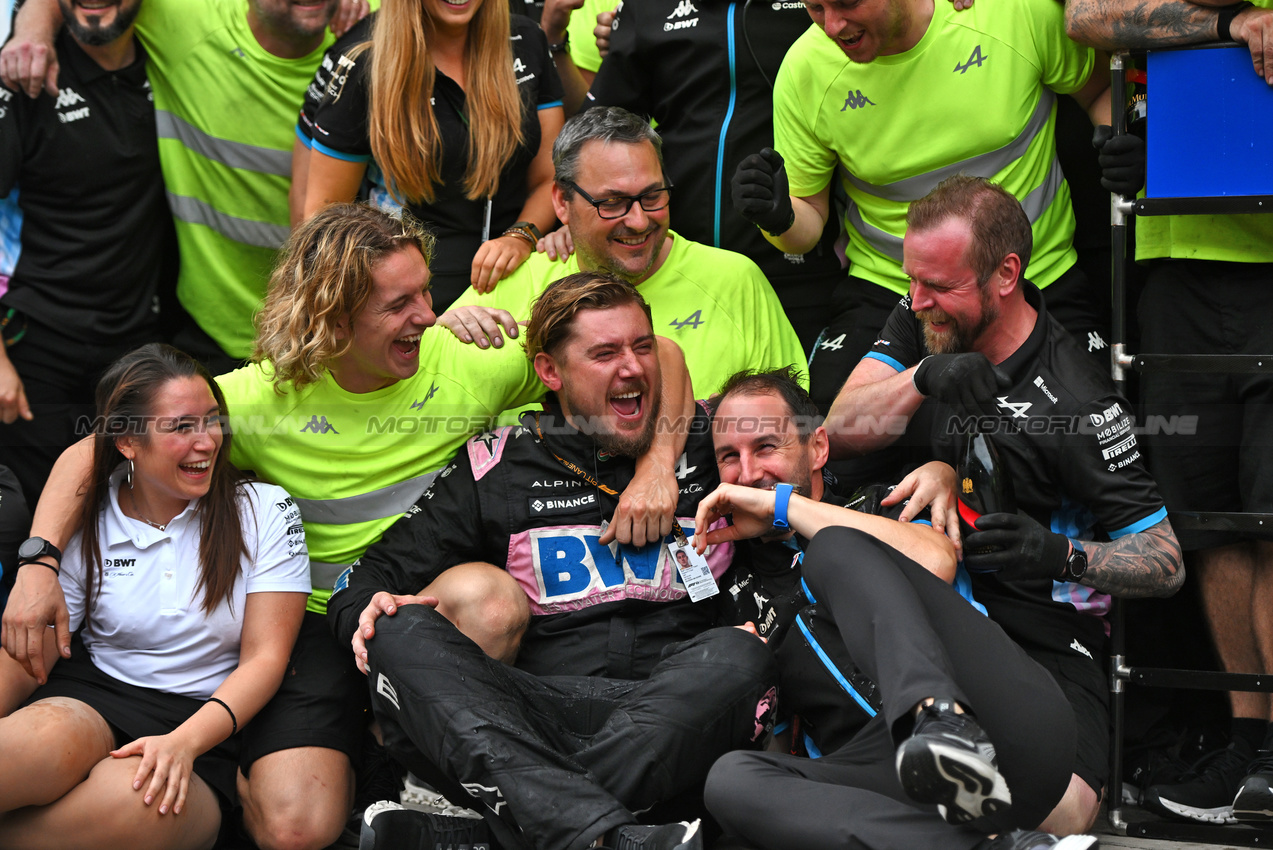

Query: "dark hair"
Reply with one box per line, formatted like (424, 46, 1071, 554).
(523, 271, 653, 360)
(709, 366, 822, 443)
(80, 344, 252, 619)
(905, 175, 1033, 284)
(553, 107, 664, 200)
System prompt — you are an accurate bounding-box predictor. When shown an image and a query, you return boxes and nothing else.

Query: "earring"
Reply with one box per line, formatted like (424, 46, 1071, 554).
(127, 458, 134, 489)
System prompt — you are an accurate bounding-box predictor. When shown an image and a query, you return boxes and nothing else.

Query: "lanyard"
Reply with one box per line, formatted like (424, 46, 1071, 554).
(533, 412, 620, 496)
(532, 413, 694, 545)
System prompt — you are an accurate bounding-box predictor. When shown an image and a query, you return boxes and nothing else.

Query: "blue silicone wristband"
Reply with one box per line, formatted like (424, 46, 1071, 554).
(773, 483, 794, 529)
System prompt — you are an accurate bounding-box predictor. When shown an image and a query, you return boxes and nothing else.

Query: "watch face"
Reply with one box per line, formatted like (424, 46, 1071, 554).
(18, 537, 46, 559)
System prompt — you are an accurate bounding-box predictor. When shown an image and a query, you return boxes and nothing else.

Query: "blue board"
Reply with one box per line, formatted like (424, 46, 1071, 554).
(1147, 45, 1273, 198)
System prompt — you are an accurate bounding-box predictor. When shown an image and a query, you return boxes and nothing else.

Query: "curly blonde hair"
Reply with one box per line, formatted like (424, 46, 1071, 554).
(254, 204, 435, 392)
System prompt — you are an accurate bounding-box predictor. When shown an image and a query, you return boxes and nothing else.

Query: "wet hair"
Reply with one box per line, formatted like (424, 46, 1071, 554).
(80, 344, 252, 619)
(523, 271, 653, 360)
(905, 174, 1033, 284)
(254, 204, 435, 391)
(709, 366, 822, 443)
(553, 106, 663, 200)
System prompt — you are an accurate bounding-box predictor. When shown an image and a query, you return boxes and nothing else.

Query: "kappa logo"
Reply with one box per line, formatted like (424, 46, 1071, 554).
(667, 0, 698, 17)
(300, 415, 339, 434)
(669, 310, 703, 330)
(1069, 638, 1093, 659)
(1088, 332, 1107, 352)
(954, 45, 987, 74)
(840, 89, 876, 111)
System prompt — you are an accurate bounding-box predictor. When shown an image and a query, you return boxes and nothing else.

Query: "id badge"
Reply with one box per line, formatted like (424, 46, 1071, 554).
(669, 526, 718, 603)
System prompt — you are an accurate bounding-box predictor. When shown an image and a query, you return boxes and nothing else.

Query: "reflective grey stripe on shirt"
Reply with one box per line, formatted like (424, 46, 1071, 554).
(167, 192, 291, 249)
(293, 470, 440, 525)
(312, 560, 350, 593)
(843, 90, 1058, 202)
(156, 110, 292, 176)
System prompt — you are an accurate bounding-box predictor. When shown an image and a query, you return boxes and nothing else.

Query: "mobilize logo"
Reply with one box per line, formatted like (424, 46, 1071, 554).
(300, 415, 339, 434)
(840, 89, 876, 111)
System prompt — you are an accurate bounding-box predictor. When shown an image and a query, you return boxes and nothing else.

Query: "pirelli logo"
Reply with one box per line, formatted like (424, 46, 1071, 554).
(1101, 434, 1138, 460)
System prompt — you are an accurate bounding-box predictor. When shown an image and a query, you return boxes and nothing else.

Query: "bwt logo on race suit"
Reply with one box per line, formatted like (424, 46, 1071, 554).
(509, 520, 729, 615)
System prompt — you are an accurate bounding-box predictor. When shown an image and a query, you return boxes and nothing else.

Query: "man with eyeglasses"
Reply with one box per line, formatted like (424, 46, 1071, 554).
(447, 106, 806, 399)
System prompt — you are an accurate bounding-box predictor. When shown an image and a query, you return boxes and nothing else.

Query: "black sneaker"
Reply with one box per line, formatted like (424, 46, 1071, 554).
(1142, 738, 1253, 824)
(609, 820, 703, 850)
(1233, 749, 1273, 821)
(978, 830, 1099, 850)
(359, 801, 491, 850)
(895, 699, 1012, 825)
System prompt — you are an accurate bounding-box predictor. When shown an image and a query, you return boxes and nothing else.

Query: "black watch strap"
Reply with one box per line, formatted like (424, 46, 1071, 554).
(1060, 542, 1088, 583)
(1218, 1, 1253, 41)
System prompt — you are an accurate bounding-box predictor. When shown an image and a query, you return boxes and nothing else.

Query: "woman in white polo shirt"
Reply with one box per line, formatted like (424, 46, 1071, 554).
(0, 344, 311, 850)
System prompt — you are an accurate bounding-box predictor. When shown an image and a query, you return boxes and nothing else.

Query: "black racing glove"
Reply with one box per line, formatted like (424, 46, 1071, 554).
(911, 353, 1012, 413)
(963, 511, 1071, 580)
(1092, 125, 1146, 196)
(732, 147, 796, 236)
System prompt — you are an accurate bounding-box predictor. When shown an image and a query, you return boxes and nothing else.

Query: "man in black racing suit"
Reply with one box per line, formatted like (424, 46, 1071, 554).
(328, 272, 775, 850)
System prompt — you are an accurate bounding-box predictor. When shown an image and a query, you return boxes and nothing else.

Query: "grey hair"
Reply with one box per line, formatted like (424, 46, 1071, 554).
(552, 107, 664, 197)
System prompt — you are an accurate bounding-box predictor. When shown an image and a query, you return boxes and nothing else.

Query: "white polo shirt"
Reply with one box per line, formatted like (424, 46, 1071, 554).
(61, 469, 312, 700)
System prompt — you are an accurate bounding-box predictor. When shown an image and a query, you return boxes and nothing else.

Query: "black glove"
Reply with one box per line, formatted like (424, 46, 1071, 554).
(1092, 125, 1146, 197)
(732, 147, 795, 236)
(963, 511, 1070, 580)
(912, 353, 1012, 413)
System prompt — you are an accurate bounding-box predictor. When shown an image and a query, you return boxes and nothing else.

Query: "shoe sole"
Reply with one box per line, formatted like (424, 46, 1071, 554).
(360, 803, 492, 850)
(896, 737, 1012, 825)
(1232, 787, 1273, 821)
(1151, 796, 1237, 824)
(1051, 837, 1100, 849)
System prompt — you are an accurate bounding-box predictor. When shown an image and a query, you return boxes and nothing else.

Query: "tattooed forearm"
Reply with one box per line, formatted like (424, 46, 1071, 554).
(1065, 0, 1219, 49)
(1083, 519, 1185, 598)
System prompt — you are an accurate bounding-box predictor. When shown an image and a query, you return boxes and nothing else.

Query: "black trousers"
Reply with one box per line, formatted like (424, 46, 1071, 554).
(705, 528, 1076, 850)
(365, 605, 778, 850)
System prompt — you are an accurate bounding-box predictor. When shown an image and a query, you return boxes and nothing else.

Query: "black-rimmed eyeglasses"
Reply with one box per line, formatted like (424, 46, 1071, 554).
(562, 180, 674, 219)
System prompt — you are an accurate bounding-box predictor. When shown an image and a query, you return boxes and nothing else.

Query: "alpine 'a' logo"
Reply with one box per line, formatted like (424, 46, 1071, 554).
(954, 45, 987, 73)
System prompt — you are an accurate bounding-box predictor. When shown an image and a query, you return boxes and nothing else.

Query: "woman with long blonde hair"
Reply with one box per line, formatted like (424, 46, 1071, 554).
(293, 0, 564, 311)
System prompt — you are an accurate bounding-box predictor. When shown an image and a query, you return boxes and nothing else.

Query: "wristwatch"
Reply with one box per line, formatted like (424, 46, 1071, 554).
(17, 536, 62, 567)
(1059, 539, 1088, 583)
(548, 31, 570, 55)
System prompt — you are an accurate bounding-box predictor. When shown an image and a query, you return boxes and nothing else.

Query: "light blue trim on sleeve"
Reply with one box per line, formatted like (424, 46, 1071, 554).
(795, 615, 877, 718)
(312, 140, 373, 163)
(863, 351, 905, 373)
(1109, 506, 1169, 540)
(538, 100, 564, 110)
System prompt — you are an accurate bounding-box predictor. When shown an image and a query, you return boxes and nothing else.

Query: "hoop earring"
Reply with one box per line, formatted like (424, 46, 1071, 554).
(127, 458, 134, 489)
